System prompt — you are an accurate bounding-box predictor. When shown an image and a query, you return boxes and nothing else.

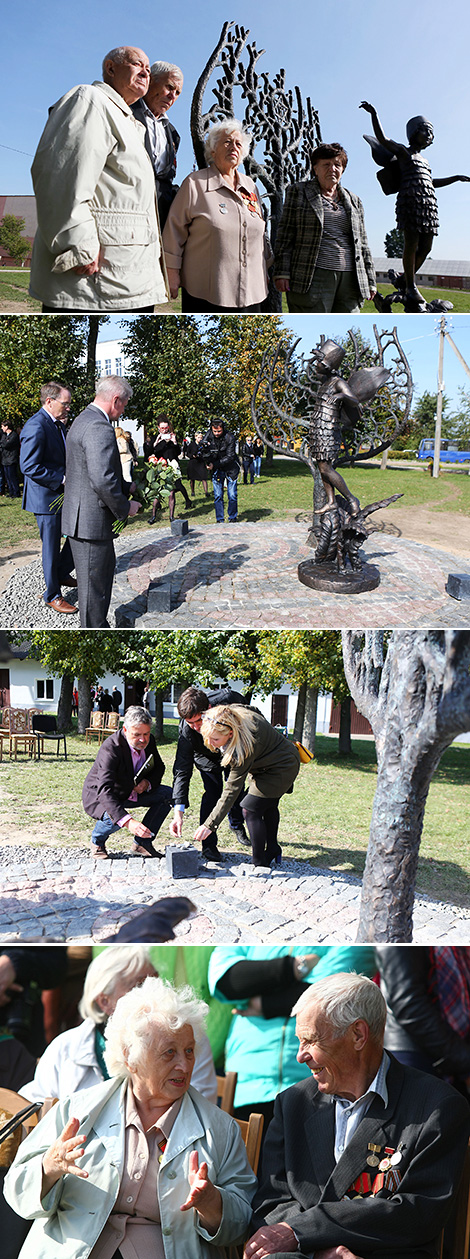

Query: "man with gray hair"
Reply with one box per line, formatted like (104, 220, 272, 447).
(29, 46, 168, 311)
(132, 61, 183, 228)
(62, 377, 141, 627)
(246, 971, 470, 1259)
(82, 705, 173, 859)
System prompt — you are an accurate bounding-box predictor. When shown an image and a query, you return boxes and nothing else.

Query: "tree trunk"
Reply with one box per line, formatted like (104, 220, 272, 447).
(342, 630, 470, 943)
(57, 674, 74, 731)
(154, 691, 164, 740)
(77, 674, 92, 734)
(338, 696, 352, 755)
(380, 447, 389, 470)
(302, 686, 318, 753)
(86, 317, 101, 395)
(293, 682, 307, 742)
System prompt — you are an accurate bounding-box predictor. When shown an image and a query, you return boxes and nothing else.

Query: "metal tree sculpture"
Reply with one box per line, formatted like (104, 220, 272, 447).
(190, 20, 322, 310)
(342, 630, 470, 942)
(251, 325, 413, 583)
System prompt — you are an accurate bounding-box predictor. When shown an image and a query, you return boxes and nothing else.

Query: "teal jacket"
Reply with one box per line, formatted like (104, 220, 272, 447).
(208, 945, 376, 1108)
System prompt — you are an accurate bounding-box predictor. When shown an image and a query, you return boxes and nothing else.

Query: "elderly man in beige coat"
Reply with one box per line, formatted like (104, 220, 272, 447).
(30, 46, 169, 312)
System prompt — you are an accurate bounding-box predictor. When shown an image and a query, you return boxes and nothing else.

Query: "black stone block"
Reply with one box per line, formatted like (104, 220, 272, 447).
(170, 519, 189, 536)
(147, 580, 171, 613)
(165, 844, 199, 878)
(446, 573, 470, 601)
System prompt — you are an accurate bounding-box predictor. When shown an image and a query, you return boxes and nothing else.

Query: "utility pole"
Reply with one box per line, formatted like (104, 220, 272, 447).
(433, 316, 446, 478)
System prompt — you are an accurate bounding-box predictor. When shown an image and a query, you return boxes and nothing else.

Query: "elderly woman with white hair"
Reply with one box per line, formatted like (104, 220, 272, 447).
(19, 947, 218, 1105)
(193, 706, 300, 868)
(5, 977, 256, 1259)
(162, 117, 272, 311)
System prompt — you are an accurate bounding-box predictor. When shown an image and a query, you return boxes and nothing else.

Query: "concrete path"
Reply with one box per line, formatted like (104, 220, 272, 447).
(0, 843, 468, 944)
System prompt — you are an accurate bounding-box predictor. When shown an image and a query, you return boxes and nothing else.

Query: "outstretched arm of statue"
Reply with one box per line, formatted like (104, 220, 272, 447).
(359, 102, 403, 158)
(433, 174, 470, 187)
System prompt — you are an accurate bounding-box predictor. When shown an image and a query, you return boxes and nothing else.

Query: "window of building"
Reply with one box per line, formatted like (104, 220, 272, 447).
(37, 678, 54, 700)
(96, 360, 102, 376)
(105, 359, 112, 375)
(115, 357, 122, 376)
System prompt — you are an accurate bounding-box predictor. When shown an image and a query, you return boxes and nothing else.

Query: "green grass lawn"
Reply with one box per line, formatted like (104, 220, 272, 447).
(3, 457, 470, 551)
(2, 725, 469, 906)
(0, 270, 40, 310)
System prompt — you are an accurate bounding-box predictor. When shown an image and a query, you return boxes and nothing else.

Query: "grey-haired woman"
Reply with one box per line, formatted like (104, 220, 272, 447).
(163, 117, 272, 312)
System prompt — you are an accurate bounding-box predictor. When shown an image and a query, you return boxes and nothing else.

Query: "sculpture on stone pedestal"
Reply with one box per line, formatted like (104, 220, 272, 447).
(360, 102, 470, 312)
(251, 326, 413, 591)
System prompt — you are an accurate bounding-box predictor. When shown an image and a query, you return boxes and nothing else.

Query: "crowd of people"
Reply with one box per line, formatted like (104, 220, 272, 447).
(10, 377, 267, 626)
(2, 946, 470, 1259)
(24, 42, 387, 314)
(81, 691, 298, 868)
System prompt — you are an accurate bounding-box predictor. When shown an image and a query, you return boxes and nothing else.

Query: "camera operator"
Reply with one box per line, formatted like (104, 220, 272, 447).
(0, 947, 68, 1057)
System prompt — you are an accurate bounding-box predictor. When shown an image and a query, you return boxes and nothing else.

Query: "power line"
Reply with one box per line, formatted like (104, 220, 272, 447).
(0, 143, 33, 157)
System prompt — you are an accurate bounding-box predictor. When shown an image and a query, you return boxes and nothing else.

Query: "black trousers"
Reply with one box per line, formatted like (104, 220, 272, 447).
(200, 764, 245, 851)
(241, 792, 281, 866)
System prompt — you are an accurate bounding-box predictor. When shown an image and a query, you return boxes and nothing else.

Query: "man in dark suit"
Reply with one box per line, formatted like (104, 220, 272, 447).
(246, 971, 470, 1259)
(170, 684, 250, 861)
(131, 61, 183, 229)
(82, 704, 172, 859)
(62, 376, 141, 627)
(19, 381, 77, 614)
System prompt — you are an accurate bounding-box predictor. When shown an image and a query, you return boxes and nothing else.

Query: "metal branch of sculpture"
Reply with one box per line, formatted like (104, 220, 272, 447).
(191, 20, 322, 308)
(251, 326, 413, 589)
(342, 630, 470, 942)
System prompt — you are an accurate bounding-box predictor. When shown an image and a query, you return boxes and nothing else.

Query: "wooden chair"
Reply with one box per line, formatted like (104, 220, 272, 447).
(8, 709, 37, 760)
(102, 711, 120, 738)
(217, 1071, 237, 1115)
(85, 711, 105, 743)
(234, 1111, 264, 1175)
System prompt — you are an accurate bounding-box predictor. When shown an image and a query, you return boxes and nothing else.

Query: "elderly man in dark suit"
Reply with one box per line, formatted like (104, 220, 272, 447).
(131, 60, 183, 228)
(19, 381, 77, 614)
(62, 375, 141, 627)
(246, 971, 470, 1259)
(82, 704, 173, 859)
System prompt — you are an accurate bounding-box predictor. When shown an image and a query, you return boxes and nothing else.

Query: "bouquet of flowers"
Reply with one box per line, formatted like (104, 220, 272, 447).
(112, 457, 180, 534)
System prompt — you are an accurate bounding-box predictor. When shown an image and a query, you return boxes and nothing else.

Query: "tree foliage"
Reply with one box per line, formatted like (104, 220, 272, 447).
(201, 315, 295, 436)
(0, 316, 90, 424)
(120, 316, 225, 440)
(384, 227, 404, 258)
(0, 215, 30, 266)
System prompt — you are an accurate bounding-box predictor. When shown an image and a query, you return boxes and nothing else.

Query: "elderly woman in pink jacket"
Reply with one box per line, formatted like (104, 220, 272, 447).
(163, 117, 272, 312)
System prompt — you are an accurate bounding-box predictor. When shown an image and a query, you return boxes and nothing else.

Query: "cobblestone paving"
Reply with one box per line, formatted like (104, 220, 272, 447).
(111, 522, 470, 628)
(0, 845, 468, 944)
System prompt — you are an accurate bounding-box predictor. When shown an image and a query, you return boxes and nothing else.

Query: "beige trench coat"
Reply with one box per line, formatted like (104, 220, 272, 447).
(30, 81, 168, 310)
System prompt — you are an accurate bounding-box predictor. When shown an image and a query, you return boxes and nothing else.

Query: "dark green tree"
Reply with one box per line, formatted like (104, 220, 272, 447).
(449, 387, 470, 448)
(120, 316, 226, 441)
(384, 227, 405, 258)
(0, 215, 30, 266)
(0, 316, 91, 424)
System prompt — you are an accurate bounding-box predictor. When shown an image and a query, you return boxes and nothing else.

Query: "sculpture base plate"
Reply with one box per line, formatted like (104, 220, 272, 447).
(298, 560, 381, 593)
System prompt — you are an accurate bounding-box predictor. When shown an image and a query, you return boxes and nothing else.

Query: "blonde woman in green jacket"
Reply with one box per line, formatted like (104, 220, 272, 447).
(193, 706, 300, 867)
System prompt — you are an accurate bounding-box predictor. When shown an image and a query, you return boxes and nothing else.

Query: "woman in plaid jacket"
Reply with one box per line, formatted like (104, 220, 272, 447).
(274, 142, 376, 313)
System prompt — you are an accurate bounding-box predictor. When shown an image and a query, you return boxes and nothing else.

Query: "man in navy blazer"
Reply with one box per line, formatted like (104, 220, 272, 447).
(246, 972, 470, 1259)
(20, 381, 77, 614)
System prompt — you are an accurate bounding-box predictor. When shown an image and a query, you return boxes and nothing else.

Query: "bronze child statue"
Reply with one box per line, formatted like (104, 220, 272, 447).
(308, 339, 389, 515)
(360, 102, 470, 310)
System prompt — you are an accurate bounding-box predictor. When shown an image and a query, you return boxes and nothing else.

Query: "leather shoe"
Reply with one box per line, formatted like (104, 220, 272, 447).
(131, 840, 164, 858)
(203, 847, 225, 862)
(46, 596, 78, 614)
(231, 826, 251, 847)
(91, 844, 109, 859)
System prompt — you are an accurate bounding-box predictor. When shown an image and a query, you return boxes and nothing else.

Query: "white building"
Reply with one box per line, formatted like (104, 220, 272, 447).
(95, 337, 144, 453)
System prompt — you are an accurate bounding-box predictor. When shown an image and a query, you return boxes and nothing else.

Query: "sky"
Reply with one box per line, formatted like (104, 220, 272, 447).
(2, 0, 470, 259)
(99, 313, 470, 414)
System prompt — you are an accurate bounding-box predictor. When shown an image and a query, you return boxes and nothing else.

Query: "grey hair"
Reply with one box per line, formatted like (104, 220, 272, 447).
(204, 118, 252, 163)
(40, 381, 70, 404)
(102, 47, 132, 74)
(78, 946, 154, 1025)
(95, 376, 133, 403)
(104, 976, 208, 1078)
(292, 972, 387, 1041)
(150, 60, 183, 82)
(123, 705, 152, 728)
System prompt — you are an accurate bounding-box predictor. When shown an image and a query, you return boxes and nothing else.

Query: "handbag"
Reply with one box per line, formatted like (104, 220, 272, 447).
(294, 741, 314, 763)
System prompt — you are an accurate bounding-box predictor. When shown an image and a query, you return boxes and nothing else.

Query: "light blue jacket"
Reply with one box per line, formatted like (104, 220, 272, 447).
(4, 1077, 256, 1259)
(209, 945, 376, 1108)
